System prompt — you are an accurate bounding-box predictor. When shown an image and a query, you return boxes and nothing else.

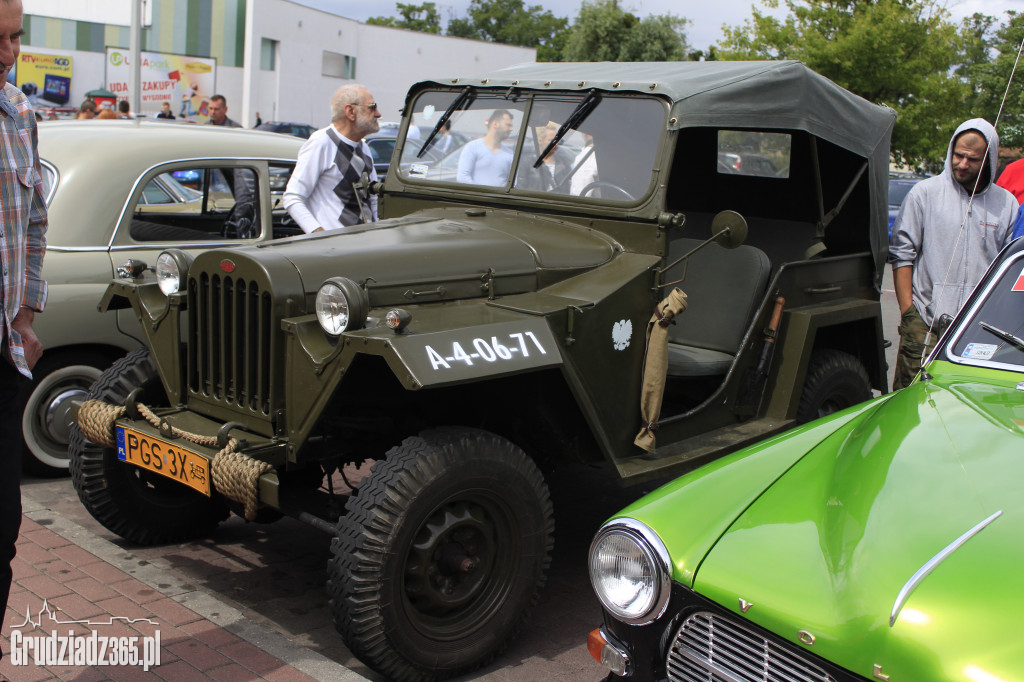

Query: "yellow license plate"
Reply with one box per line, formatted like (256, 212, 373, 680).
(116, 426, 212, 496)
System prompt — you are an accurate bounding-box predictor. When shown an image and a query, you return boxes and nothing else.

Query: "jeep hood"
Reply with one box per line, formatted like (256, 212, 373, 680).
(690, 363, 1024, 680)
(258, 208, 617, 305)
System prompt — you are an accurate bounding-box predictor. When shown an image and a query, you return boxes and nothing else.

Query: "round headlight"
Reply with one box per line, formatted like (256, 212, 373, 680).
(589, 520, 670, 624)
(155, 250, 192, 296)
(315, 277, 368, 336)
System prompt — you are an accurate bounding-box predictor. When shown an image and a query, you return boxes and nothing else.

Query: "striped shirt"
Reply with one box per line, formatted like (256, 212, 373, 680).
(1, 83, 48, 378)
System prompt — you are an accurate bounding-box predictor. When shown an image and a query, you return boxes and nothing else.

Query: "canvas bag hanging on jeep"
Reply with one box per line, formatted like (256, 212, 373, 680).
(635, 288, 688, 452)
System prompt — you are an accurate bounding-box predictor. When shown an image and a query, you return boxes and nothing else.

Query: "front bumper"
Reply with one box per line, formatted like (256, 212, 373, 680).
(75, 400, 287, 512)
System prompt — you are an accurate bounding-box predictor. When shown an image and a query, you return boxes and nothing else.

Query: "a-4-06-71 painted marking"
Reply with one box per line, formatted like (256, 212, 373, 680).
(426, 331, 547, 370)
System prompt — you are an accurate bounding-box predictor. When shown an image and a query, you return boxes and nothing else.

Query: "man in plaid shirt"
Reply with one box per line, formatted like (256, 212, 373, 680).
(0, 0, 48, 657)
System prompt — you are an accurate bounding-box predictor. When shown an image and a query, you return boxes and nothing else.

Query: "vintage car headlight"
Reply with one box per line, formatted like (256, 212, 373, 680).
(589, 519, 671, 624)
(316, 277, 368, 336)
(155, 249, 192, 296)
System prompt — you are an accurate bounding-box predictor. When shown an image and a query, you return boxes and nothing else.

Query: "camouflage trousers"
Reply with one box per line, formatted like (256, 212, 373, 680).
(892, 304, 937, 390)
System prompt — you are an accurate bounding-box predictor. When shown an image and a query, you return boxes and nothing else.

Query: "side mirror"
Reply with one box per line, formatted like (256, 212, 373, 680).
(656, 210, 749, 287)
(711, 210, 748, 249)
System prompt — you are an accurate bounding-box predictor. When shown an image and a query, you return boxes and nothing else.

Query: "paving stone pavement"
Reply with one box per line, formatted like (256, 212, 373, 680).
(2, 486, 369, 682)
(5, 459, 629, 682)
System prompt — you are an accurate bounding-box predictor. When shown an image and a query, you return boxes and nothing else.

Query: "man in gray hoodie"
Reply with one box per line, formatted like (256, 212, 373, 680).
(889, 118, 1017, 389)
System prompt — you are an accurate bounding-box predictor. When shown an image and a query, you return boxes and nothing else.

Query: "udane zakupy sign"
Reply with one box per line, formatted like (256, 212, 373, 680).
(105, 48, 216, 120)
(16, 52, 73, 105)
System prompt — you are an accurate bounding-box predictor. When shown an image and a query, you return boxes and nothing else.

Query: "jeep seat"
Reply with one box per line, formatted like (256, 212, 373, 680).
(664, 238, 771, 377)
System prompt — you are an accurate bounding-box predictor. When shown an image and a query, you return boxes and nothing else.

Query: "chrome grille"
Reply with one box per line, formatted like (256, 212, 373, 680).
(187, 272, 273, 415)
(666, 612, 836, 682)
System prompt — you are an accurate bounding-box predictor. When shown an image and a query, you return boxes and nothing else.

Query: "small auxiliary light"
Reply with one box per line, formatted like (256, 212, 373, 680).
(385, 309, 411, 332)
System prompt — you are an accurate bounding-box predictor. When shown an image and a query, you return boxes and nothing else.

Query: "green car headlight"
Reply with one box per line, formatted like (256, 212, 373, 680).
(315, 277, 368, 336)
(589, 519, 671, 624)
(155, 249, 193, 296)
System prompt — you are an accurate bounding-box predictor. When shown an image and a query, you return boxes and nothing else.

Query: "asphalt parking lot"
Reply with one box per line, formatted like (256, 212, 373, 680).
(6, 272, 901, 682)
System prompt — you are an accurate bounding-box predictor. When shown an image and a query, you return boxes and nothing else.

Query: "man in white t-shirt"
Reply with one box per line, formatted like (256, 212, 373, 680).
(284, 84, 382, 232)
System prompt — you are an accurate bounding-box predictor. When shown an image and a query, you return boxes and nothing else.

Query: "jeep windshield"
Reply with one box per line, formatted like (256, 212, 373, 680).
(397, 89, 666, 202)
(945, 249, 1024, 372)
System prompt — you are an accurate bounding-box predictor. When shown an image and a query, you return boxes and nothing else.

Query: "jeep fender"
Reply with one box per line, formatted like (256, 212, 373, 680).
(282, 306, 563, 448)
(281, 253, 662, 459)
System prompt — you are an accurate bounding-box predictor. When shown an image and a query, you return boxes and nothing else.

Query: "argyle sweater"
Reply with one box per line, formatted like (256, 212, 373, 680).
(283, 125, 378, 233)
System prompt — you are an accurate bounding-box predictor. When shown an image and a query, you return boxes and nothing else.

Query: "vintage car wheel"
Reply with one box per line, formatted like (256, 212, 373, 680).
(796, 349, 872, 423)
(327, 427, 554, 682)
(21, 351, 110, 476)
(68, 349, 229, 545)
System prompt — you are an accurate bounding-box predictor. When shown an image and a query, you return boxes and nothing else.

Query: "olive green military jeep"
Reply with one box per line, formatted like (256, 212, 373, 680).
(70, 61, 895, 681)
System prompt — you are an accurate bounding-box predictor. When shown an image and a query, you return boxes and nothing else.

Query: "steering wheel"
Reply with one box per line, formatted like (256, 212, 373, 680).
(579, 181, 635, 201)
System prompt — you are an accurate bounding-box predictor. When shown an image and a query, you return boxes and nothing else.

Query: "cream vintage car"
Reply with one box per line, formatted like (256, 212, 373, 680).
(25, 119, 302, 474)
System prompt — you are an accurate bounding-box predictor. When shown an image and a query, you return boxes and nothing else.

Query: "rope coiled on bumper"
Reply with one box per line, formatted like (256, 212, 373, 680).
(77, 399, 274, 521)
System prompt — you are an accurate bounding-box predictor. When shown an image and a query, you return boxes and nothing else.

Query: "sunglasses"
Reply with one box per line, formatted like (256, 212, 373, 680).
(353, 102, 378, 111)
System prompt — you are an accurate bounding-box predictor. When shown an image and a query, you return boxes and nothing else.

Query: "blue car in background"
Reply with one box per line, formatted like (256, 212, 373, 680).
(888, 172, 929, 234)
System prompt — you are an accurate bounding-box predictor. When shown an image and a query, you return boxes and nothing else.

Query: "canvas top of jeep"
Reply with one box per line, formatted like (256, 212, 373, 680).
(385, 60, 894, 287)
(72, 60, 895, 682)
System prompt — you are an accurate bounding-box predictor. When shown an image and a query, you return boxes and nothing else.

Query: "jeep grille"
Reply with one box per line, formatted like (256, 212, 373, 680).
(187, 272, 273, 416)
(666, 612, 836, 682)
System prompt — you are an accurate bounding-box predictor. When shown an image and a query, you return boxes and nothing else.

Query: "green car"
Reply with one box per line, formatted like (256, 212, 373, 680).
(588, 236, 1024, 681)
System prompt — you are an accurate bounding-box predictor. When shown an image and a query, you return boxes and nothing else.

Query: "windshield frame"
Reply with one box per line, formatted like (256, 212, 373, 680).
(394, 87, 669, 206)
(942, 249, 1024, 373)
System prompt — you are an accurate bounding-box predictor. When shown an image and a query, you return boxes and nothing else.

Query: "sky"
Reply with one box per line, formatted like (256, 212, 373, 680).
(302, 0, 1024, 52)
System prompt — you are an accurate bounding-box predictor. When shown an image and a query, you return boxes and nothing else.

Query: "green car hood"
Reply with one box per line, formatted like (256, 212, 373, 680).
(692, 362, 1024, 681)
(611, 402, 881, 586)
(255, 208, 616, 305)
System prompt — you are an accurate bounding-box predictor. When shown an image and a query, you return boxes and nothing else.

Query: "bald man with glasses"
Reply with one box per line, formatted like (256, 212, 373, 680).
(284, 84, 383, 232)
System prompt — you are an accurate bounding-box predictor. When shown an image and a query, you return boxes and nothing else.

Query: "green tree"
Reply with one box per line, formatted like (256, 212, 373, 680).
(961, 11, 1024, 152)
(718, 0, 975, 168)
(367, 2, 442, 34)
(562, 0, 690, 62)
(446, 0, 569, 61)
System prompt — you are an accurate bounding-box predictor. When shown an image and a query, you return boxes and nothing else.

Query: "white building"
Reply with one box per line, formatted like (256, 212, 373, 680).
(21, 0, 535, 126)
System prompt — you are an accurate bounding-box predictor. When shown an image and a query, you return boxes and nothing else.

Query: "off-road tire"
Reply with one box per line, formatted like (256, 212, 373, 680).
(796, 349, 872, 423)
(22, 350, 111, 476)
(68, 349, 229, 545)
(327, 427, 554, 682)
